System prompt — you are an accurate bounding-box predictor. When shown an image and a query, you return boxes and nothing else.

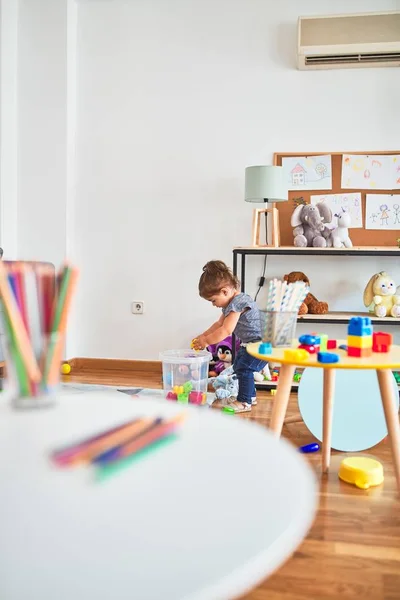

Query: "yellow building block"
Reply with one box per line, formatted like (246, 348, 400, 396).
(283, 349, 309, 362)
(347, 335, 372, 349)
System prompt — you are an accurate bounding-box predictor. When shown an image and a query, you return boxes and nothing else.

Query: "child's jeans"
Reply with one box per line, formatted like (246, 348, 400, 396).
(233, 346, 267, 405)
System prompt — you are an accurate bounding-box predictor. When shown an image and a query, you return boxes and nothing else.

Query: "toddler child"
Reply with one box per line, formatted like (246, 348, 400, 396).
(193, 260, 267, 413)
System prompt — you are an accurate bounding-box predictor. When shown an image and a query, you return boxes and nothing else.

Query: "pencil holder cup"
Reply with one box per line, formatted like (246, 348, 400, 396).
(2, 332, 63, 410)
(261, 310, 298, 347)
(160, 349, 212, 405)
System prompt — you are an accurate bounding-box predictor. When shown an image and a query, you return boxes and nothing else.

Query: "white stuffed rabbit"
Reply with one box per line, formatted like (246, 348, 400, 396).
(331, 208, 353, 249)
(363, 272, 400, 317)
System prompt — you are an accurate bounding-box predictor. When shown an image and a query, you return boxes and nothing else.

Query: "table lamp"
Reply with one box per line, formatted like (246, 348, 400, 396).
(245, 165, 288, 247)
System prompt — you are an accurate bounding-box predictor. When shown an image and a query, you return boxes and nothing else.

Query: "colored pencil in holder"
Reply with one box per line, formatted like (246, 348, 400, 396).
(0, 261, 78, 403)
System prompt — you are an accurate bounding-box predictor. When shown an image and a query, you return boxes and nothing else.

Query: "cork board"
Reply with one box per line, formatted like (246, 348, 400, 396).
(273, 151, 400, 247)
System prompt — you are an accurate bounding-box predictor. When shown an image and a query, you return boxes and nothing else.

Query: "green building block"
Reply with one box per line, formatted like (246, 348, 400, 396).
(178, 393, 189, 403)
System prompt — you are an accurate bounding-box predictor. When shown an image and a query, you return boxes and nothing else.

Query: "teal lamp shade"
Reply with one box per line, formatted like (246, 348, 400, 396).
(244, 166, 288, 203)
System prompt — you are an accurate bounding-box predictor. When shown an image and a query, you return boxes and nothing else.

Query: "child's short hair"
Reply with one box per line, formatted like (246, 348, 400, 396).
(198, 260, 239, 298)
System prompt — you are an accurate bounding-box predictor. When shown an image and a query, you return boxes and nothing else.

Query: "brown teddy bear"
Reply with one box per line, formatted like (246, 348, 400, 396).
(283, 271, 329, 315)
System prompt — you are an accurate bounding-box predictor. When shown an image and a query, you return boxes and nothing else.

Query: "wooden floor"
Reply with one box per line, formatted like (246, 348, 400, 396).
(66, 365, 400, 600)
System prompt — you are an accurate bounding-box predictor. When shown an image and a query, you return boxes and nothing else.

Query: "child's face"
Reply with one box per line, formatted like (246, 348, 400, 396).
(207, 286, 236, 308)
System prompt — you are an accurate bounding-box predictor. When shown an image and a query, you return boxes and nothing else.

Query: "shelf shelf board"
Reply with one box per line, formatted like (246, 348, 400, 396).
(233, 246, 400, 257)
(297, 311, 400, 325)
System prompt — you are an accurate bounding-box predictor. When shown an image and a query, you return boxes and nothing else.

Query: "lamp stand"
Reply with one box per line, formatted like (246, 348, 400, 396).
(251, 204, 280, 248)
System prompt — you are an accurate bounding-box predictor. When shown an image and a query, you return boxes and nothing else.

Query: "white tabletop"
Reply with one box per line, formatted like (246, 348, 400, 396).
(0, 392, 317, 600)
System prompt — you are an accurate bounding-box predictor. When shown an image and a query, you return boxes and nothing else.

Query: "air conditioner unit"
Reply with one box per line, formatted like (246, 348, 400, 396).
(297, 11, 400, 70)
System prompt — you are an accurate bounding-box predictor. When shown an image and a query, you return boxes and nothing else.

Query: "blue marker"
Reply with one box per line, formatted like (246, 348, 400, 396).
(299, 443, 320, 453)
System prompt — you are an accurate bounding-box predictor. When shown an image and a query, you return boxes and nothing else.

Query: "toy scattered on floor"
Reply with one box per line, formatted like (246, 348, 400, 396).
(253, 364, 272, 383)
(347, 316, 373, 358)
(393, 371, 400, 384)
(293, 372, 302, 383)
(338, 456, 384, 490)
(331, 207, 353, 249)
(299, 443, 320, 453)
(363, 271, 400, 317)
(270, 389, 277, 396)
(61, 363, 71, 375)
(209, 366, 238, 402)
(222, 406, 235, 414)
(372, 332, 392, 353)
(207, 336, 239, 376)
(290, 203, 333, 248)
(284, 349, 309, 362)
(317, 352, 339, 364)
(284, 272, 328, 314)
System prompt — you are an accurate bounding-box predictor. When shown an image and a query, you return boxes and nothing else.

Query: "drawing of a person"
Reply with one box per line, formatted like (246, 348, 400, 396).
(380, 204, 390, 226)
(393, 204, 400, 225)
(370, 213, 378, 223)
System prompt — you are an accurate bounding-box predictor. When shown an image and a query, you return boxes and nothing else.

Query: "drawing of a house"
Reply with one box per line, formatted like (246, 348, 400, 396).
(291, 163, 306, 185)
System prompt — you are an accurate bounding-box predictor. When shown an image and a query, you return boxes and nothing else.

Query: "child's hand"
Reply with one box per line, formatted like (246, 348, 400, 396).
(192, 335, 207, 351)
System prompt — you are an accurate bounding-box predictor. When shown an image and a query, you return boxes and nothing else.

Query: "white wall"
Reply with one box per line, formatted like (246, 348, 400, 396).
(10, 0, 400, 359)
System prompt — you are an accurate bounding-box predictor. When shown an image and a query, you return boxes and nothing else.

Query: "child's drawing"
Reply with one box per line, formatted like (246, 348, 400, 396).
(310, 192, 363, 228)
(282, 155, 332, 191)
(365, 194, 400, 230)
(342, 154, 400, 190)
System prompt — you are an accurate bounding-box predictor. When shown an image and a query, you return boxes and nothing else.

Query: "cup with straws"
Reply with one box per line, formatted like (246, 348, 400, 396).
(0, 261, 78, 409)
(261, 279, 309, 347)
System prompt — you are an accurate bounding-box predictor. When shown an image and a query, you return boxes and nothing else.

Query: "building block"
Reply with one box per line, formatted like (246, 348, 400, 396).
(284, 349, 309, 362)
(348, 316, 373, 337)
(347, 335, 373, 349)
(327, 339, 337, 349)
(177, 393, 189, 403)
(347, 346, 373, 358)
(189, 391, 203, 405)
(299, 334, 320, 346)
(259, 342, 272, 355)
(270, 389, 277, 395)
(372, 332, 393, 353)
(298, 344, 318, 354)
(166, 392, 178, 401)
(317, 352, 340, 364)
(318, 334, 328, 352)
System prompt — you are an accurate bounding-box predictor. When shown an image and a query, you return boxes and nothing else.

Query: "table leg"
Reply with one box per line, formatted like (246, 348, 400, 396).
(269, 364, 296, 436)
(376, 369, 400, 493)
(322, 368, 336, 473)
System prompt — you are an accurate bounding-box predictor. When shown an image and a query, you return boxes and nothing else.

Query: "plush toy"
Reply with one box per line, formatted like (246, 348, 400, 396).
(284, 271, 328, 315)
(207, 336, 239, 376)
(290, 203, 333, 248)
(209, 366, 238, 403)
(363, 272, 400, 317)
(330, 208, 353, 249)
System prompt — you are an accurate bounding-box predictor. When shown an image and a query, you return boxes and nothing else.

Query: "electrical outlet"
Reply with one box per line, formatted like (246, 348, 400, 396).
(131, 302, 144, 314)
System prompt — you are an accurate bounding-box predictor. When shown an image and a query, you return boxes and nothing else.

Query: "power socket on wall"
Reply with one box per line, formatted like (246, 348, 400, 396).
(131, 302, 144, 314)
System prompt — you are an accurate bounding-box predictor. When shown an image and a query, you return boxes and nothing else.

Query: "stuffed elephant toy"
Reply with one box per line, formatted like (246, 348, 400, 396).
(291, 203, 333, 248)
(209, 366, 238, 403)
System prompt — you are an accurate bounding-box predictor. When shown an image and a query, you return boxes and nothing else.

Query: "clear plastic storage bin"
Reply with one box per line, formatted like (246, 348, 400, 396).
(160, 349, 212, 405)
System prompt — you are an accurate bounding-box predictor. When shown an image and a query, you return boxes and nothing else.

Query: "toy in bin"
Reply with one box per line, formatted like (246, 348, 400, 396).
(160, 349, 211, 405)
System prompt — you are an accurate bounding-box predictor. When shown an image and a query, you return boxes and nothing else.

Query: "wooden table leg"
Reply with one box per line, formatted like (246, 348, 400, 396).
(322, 368, 336, 473)
(269, 364, 296, 436)
(376, 369, 400, 493)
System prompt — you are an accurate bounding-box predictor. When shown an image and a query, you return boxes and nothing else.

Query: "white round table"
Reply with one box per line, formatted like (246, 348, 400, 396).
(0, 392, 317, 600)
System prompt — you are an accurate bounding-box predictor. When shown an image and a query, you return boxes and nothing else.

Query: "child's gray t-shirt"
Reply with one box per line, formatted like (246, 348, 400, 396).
(222, 293, 263, 343)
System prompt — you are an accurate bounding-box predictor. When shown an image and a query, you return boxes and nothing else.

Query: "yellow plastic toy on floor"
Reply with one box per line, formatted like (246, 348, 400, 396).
(338, 456, 384, 490)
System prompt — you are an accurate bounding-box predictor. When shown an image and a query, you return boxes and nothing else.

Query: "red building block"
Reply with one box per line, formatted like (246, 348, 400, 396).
(347, 346, 373, 358)
(327, 339, 337, 349)
(372, 332, 392, 353)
